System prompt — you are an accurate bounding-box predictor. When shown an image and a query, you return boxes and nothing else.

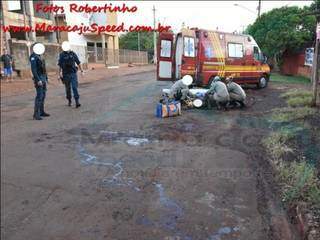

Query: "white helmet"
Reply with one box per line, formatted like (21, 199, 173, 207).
(61, 41, 71, 51)
(33, 43, 45, 55)
(193, 99, 203, 108)
(182, 75, 193, 86)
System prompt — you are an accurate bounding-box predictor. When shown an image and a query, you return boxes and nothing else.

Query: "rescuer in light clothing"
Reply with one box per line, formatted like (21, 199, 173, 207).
(169, 75, 193, 100)
(206, 76, 230, 110)
(225, 76, 246, 108)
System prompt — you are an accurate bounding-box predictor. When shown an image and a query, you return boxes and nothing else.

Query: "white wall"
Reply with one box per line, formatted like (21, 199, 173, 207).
(54, 1, 90, 46)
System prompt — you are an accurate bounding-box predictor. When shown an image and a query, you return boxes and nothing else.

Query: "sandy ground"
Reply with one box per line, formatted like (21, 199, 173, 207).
(1, 69, 301, 240)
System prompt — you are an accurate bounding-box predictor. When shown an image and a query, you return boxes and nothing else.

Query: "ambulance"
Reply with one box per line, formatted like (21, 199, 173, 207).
(157, 28, 270, 88)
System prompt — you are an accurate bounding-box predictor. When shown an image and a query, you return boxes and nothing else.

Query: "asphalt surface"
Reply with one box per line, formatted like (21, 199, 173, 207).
(1, 71, 297, 240)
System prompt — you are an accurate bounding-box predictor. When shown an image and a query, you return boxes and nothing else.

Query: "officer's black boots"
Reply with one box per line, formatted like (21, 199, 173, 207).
(33, 107, 42, 120)
(75, 99, 81, 108)
(33, 112, 43, 120)
(40, 104, 50, 117)
(68, 99, 72, 106)
(33, 115, 43, 120)
(41, 112, 50, 117)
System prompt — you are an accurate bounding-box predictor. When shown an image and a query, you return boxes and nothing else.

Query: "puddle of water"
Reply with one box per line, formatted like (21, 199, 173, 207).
(77, 141, 240, 239)
(155, 183, 183, 230)
(208, 226, 240, 240)
(126, 137, 149, 146)
(100, 130, 151, 147)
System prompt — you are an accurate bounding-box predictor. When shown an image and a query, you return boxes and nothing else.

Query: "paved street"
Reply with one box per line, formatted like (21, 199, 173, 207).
(1, 70, 297, 240)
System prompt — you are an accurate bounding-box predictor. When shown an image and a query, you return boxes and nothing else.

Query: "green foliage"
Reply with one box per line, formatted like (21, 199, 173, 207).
(119, 32, 154, 53)
(280, 89, 313, 107)
(246, 5, 317, 60)
(287, 95, 313, 107)
(271, 107, 317, 122)
(262, 131, 295, 163)
(281, 89, 312, 99)
(279, 161, 320, 206)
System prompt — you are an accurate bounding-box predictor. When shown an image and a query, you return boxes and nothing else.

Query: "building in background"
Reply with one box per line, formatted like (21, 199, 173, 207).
(0, 0, 57, 54)
(0, 0, 146, 77)
(281, 48, 313, 78)
(54, 1, 119, 65)
(0, 0, 60, 76)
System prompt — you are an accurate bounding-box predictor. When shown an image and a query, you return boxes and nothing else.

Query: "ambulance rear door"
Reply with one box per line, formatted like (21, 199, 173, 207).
(180, 28, 197, 82)
(157, 32, 174, 80)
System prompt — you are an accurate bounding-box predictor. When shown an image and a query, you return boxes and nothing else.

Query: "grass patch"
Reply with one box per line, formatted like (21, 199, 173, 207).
(287, 96, 312, 107)
(280, 89, 312, 99)
(279, 161, 320, 207)
(271, 107, 317, 122)
(262, 131, 295, 163)
(280, 89, 313, 107)
(270, 73, 310, 84)
(264, 88, 320, 211)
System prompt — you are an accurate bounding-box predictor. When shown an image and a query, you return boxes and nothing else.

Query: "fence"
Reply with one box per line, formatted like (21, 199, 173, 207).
(87, 48, 148, 65)
(8, 40, 148, 76)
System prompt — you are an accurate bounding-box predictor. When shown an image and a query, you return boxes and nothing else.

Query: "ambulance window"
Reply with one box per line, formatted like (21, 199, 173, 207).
(253, 46, 260, 60)
(160, 40, 172, 58)
(184, 37, 195, 57)
(228, 43, 243, 58)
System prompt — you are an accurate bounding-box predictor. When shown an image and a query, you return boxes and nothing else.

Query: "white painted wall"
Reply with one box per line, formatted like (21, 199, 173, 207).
(54, 1, 108, 46)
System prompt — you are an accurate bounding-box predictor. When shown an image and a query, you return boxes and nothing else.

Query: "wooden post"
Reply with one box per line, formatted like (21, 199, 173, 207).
(311, 22, 320, 107)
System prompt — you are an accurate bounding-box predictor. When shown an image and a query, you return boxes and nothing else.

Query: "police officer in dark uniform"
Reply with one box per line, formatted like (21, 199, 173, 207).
(58, 41, 84, 108)
(30, 43, 50, 120)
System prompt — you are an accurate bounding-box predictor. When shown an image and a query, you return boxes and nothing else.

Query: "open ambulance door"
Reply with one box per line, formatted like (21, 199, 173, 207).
(180, 28, 197, 83)
(157, 32, 174, 81)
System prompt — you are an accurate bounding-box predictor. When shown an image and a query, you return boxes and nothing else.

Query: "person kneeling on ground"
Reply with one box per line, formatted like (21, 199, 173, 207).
(225, 76, 246, 108)
(205, 76, 230, 110)
(169, 75, 193, 101)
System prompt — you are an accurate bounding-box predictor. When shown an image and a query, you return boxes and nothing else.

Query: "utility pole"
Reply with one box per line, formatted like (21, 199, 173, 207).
(152, 5, 157, 64)
(137, 32, 140, 55)
(311, 21, 320, 107)
(257, 0, 261, 18)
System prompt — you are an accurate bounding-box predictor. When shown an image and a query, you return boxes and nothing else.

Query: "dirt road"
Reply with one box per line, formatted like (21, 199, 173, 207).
(1, 70, 298, 240)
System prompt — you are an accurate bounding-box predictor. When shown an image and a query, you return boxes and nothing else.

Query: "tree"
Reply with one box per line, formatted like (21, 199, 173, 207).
(119, 31, 154, 58)
(246, 5, 317, 67)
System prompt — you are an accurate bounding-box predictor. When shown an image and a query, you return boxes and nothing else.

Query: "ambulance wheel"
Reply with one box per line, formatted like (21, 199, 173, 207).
(257, 76, 268, 89)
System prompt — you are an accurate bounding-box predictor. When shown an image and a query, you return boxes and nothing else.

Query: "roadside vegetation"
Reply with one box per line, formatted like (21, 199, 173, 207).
(262, 86, 320, 238)
(270, 73, 311, 85)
